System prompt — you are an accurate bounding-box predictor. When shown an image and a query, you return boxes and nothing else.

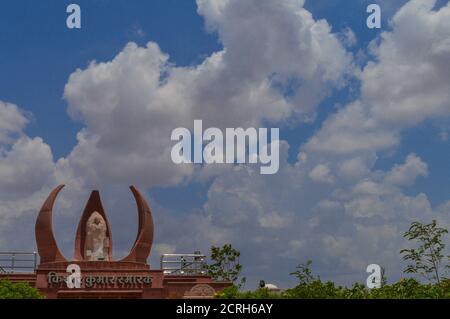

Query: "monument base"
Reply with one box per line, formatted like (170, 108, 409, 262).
(2, 261, 230, 299)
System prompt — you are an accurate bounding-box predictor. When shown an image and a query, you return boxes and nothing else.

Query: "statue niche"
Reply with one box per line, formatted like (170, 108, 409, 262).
(85, 212, 110, 261)
(38, 185, 155, 265)
(74, 190, 113, 261)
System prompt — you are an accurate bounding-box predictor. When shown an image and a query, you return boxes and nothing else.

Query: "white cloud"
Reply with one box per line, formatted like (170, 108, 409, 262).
(306, 0, 450, 156)
(62, 0, 353, 188)
(195, 148, 439, 286)
(0, 102, 59, 204)
(338, 156, 374, 181)
(363, 0, 450, 128)
(179, 0, 450, 286)
(309, 163, 335, 184)
(153, 243, 177, 257)
(338, 27, 357, 48)
(385, 154, 428, 186)
(0, 101, 29, 144)
(0, 137, 55, 196)
(0, 101, 87, 252)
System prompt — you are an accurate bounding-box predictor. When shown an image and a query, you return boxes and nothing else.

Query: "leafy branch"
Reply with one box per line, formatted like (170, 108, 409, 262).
(400, 220, 449, 283)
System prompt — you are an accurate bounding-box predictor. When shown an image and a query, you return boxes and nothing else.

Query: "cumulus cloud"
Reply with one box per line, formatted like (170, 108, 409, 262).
(0, 137, 56, 196)
(363, 0, 450, 127)
(62, 0, 353, 188)
(0, 101, 89, 253)
(309, 163, 335, 184)
(170, 150, 436, 286)
(338, 27, 357, 48)
(0, 102, 55, 251)
(0, 101, 29, 144)
(155, 0, 450, 286)
(0, 102, 56, 199)
(385, 154, 428, 186)
(0, 0, 353, 268)
(306, 0, 450, 156)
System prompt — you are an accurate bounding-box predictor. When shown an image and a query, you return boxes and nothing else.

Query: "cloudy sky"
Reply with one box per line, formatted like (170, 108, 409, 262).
(0, 0, 449, 288)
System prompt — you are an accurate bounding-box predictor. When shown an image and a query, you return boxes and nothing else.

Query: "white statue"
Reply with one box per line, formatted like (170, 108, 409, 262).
(85, 211, 110, 261)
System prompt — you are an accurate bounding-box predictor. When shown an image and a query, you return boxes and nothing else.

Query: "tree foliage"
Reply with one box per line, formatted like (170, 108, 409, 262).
(0, 280, 43, 299)
(207, 244, 246, 288)
(217, 279, 450, 299)
(290, 260, 316, 284)
(400, 220, 449, 283)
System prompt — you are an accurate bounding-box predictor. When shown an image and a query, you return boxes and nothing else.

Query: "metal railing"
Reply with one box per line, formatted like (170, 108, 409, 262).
(0, 252, 38, 274)
(160, 252, 208, 276)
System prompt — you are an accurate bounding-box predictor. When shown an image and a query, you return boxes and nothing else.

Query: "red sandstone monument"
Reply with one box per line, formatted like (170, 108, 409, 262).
(2, 185, 229, 299)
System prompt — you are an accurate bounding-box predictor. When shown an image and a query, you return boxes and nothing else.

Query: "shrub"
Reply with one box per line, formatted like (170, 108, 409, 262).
(0, 280, 43, 299)
(216, 279, 450, 299)
(215, 285, 282, 299)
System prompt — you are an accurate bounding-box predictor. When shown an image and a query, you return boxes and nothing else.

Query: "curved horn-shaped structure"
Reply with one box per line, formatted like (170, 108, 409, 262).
(120, 186, 154, 264)
(35, 185, 67, 263)
(74, 191, 113, 261)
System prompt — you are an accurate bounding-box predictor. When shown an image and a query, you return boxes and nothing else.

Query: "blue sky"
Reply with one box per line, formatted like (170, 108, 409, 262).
(2, 0, 444, 205)
(0, 0, 449, 288)
(0, 0, 220, 157)
(0, 0, 223, 211)
(1, 0, 386, 157)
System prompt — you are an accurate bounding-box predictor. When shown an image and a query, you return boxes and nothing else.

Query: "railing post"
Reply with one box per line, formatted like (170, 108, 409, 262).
(11, 252, 15, 273)
(33, 251, 37, 272)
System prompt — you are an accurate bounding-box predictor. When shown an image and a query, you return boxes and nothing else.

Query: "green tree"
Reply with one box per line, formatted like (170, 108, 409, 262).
(0, 280, 43, 299)
(207, 244, 246, 288)
(400, 220, 449, 283)
(290, 260, 316, 284)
